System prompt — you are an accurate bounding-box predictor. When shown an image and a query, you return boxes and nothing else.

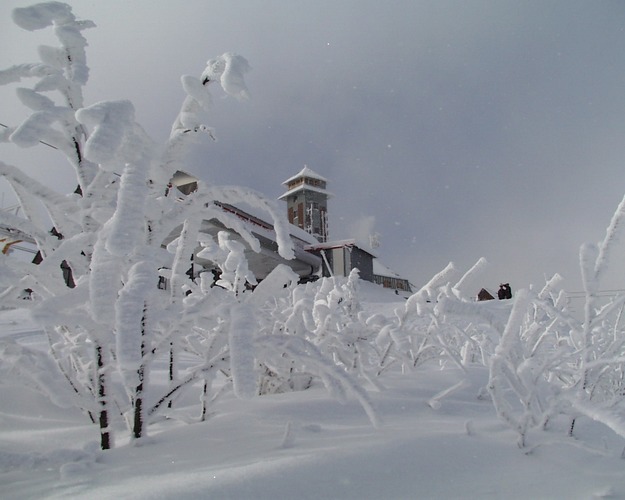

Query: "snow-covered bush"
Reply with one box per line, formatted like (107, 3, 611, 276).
(487, 197, 625, 450)
(375, 260, 499, 378)
(486, 281, 571, 448)
(252, 268, 387, 394)
(0, 2, 378, 449)
(430, 198, 625, 451)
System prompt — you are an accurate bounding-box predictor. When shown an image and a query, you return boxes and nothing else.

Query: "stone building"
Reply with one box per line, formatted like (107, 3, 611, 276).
(278, 166, 331, 243)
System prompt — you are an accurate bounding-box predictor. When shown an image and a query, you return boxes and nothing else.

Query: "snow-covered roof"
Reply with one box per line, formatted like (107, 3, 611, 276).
(171, 170, 198, 187)
(373, 259, 403, 279)
(278, 183, 333, 200)
(214, 202, 319, 246)
(281, 165, 327, 186)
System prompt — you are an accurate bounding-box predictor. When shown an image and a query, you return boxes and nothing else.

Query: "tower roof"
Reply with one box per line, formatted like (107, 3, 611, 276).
(278, 183, 333, 200)
(278, 165, 332, 200)
(281, 165, 327, 186)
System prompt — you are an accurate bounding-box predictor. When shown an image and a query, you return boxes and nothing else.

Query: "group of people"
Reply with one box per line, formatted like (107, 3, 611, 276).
(498, 283, 512, 300)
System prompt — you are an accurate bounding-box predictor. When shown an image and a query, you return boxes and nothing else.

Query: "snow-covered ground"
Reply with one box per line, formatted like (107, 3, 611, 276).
(2, 286, 625, 500)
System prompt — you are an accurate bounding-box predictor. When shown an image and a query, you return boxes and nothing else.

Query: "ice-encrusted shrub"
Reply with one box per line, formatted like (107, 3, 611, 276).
(435, 197, 625, 451)
(375, 259, 498, 378)
(0, 2, 382, 449)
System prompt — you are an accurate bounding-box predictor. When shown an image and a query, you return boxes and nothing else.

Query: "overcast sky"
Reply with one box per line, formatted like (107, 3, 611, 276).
(2, 0, 625, 296)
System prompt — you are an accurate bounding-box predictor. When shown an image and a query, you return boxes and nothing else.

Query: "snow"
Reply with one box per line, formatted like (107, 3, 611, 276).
(3, 3, 625, 497)
(12, 2, 94, 87)
(15, 87, 55, 111)
(595, 193, 625, 283)
(229, 303, 259, 399)
(278, 165, 334, 200)
(11, 2, 75, 31)
(9, 108, 70, 150)
(76, 100, 136, 165)
(3, 286, 625, 499)
(278, 182, 333, 200)
(282, 165, 328, 185)
(372, 257, 401, 277)
(115, 260, 153, 387)
(202, 53, 251, 101)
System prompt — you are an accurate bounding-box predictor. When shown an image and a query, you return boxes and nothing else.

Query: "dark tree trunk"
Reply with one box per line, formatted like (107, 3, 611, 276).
(568, 417, 576, 438)
(201, 379, 208, 422)
(96, 343, 111, 450)
(132, 368, 144, 439)
(168, 342, 175, 408)
(132, 305, 148, 440)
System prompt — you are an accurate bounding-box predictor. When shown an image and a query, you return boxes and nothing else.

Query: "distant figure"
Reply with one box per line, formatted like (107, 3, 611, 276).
(498, 283, 512, 300)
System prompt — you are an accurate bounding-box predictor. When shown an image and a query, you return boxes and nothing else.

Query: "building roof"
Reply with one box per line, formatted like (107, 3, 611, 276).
(305, 238, 377, 258)
(214, 202, 320, 247)
(279, 166, 333, 200)
(477, 288, 496, 301)
(281, 165, 327, 186)
(278, 183, 333, 200)
(171, 170, 198, 187)
(372, 259, 403, 279)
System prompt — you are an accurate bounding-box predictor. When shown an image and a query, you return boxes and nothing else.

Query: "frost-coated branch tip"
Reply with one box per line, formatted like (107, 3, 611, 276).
(76, 100, 135, 164)
(13, 2, 76, 31)
(201, 53, 251, 101)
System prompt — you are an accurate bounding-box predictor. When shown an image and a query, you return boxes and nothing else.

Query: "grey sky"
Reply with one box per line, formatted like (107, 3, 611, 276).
(2, 0, 625, 295)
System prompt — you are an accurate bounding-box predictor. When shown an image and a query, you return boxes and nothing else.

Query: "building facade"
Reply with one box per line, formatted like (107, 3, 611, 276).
(306, 240, 375, 282)
(372, 259, 412, 292)
(278, 166, 331, 243)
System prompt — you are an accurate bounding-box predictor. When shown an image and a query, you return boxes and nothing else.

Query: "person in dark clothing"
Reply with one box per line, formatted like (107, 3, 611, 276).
(498, 283, 513, 300)
(498, 283, 512, 299)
